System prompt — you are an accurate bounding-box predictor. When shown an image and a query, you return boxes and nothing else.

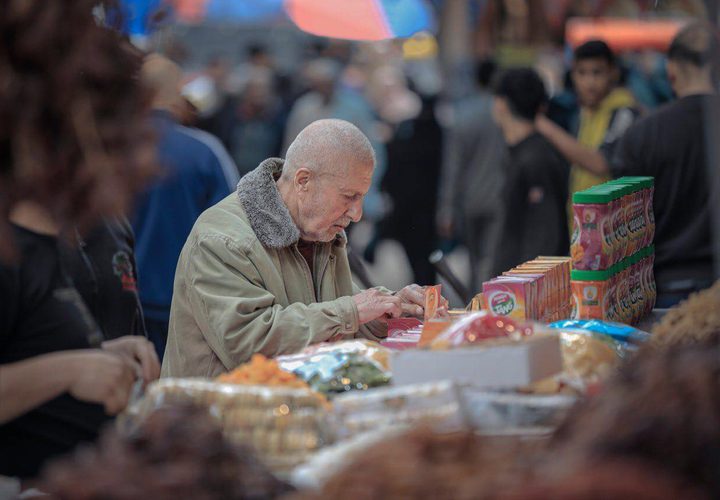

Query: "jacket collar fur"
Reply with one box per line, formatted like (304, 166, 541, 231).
(236, 158, 347, 249)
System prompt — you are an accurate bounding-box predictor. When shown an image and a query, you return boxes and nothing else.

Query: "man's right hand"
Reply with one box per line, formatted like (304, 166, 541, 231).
(352, 288, 404, 324)
(66, 350, 137, 415)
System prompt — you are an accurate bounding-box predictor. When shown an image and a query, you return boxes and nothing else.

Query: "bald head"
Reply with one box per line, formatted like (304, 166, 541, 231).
(668, 22, 719, 69)
(141, 54, 183, 111)
(278, 120, 376, 242)
(666, 22, 719, 96)
(283, 119, 375, 179)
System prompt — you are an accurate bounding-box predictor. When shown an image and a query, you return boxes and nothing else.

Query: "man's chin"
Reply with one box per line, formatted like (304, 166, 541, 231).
(301, 229, 340, 243)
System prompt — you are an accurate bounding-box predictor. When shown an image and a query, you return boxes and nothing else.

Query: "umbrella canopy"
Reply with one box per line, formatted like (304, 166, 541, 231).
(284, 0, 435, 41)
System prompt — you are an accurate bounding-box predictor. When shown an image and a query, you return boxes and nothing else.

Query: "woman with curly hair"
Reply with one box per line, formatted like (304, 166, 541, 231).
(0, 0, 159, 480)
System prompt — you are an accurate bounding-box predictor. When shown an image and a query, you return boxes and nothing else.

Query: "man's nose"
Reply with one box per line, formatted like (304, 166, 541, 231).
(347, 198, 363, 222)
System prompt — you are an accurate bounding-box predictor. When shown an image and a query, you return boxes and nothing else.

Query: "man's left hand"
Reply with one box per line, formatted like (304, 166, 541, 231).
(396, 284, 449, 318)
(102, 336, 161, 385)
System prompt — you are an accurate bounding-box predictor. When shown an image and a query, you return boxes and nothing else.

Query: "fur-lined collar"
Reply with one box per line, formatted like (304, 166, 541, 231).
(236, 158, 347, 249)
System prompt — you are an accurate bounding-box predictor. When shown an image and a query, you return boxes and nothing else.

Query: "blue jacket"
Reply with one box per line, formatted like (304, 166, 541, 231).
(131, 111, 239, 321)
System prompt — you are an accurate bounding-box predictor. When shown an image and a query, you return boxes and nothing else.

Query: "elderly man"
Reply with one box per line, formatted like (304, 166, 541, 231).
(162, 119, 436, 377)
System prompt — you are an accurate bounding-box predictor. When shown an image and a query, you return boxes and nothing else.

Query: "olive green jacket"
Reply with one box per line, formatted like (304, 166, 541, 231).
(161, 158, 387, 378)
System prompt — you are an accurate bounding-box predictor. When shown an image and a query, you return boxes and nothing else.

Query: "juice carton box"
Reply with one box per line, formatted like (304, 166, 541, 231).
(482, 278, 532, 320)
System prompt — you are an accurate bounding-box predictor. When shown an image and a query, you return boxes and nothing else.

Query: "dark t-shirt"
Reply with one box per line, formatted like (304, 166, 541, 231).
(0, 226, 110, 479)
(494, 132, 570, 275)
(610, 94, 717, 291)
(58, 219, 145, 340)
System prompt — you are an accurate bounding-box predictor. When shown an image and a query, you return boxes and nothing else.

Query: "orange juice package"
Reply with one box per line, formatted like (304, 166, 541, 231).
(483, 277, 534, 320)
(572, 188, 615, 270)
(502, 276, 538, 319)
(571, 269, 612, 321)
(503, 272, 546, 319)
(424, 284, 442, 322)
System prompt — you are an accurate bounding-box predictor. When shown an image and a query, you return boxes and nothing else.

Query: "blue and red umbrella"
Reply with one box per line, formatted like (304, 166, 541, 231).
(285, 0, 434, 41)
(119, 0, 434, 40)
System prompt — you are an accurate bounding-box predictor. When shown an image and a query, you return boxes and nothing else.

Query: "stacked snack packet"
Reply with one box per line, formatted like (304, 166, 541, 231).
(481, 257, 572, 322)
(571, 176, 654, 270)
(571, 246, 656, 324)
(570, 177, 656, 324)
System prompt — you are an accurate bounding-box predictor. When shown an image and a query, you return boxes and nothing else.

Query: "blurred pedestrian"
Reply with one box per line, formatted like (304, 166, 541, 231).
(546, 40, 640, 230)
(538, 22, 720, 305)
(227, 69, 285, 177)
(379, 90, 443, 285)
(491, 68, 570, 275)
(437, 59, 506, 291)
(131, 54, 239, 359)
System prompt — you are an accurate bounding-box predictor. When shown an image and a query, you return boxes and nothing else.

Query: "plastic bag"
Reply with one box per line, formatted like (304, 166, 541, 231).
(430, 311, 535, 350)
(460, 388, 576, 432)
(277, 339, 391, 372)
(528, 329, 627, 395)
(549, 319, 650, 344)
(126, 378, 330, 473)
(290, 352, 390, 395)
(331, 381, 468, 440)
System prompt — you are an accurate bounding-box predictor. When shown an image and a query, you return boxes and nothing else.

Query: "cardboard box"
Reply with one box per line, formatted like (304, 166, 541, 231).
(391, 334, 563, 389)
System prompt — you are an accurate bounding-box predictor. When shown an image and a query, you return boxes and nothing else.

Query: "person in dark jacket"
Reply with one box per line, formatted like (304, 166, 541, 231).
(131, 54, 239, 359)
(491, 68, 570, 275)
(379, 93, 443, 285)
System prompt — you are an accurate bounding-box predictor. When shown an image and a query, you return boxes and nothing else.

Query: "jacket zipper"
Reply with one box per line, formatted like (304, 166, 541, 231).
(294, 245, 317, 302)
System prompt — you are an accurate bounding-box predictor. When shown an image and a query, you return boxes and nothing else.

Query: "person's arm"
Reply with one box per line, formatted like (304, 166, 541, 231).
(183, 236, 402, 369)
(536, 115, 610, 177)
(0, 350, 135, 423)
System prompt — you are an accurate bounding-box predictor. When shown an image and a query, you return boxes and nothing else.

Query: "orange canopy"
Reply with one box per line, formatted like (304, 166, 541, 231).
(566, 18, 687, 52)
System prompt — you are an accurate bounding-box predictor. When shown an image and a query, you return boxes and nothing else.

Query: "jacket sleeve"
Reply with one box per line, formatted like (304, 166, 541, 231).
(184, 235, 361, 369)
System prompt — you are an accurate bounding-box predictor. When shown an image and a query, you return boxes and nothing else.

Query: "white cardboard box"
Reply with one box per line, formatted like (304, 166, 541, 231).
(390, 334, 563, 389)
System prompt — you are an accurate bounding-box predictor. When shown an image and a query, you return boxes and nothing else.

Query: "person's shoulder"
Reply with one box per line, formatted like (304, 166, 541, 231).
(174, 125, 228, 158)
(190, 194, 258, 252)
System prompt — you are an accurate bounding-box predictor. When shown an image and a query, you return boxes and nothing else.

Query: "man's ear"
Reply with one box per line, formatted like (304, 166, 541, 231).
(294, 167, 312, 191)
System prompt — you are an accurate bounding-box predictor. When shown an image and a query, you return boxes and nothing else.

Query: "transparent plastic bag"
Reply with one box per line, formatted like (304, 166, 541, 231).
(277, 339, 391, 371)
(430, 311, 536, 350)
(331, 380, 468, 439)
(125, 378, 330, 473)
(277, 341, 392, 395)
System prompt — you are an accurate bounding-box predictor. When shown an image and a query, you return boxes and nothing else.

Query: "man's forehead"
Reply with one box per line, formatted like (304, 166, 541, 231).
(323, 164, 373, 189)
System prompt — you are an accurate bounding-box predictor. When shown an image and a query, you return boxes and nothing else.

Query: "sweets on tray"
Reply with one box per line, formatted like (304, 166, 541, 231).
(133, 378, 330, 473)
(216, 354, 310, 389)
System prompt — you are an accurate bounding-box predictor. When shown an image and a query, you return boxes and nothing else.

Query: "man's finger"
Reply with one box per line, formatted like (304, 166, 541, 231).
(384, 302, 403, 318)
(401, 302, 423, 317)
(403, 286, 425, 305)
